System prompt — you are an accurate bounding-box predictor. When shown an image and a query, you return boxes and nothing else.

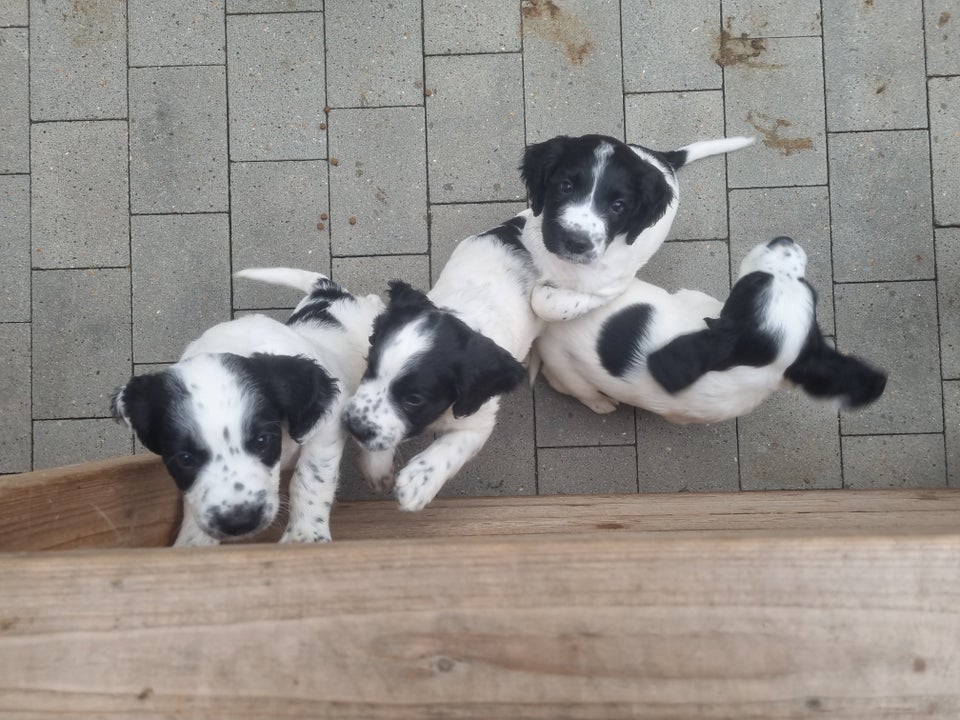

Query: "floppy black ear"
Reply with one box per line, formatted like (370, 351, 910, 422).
(110, 372, 173, 455)
(520, 136, 568, 216)
(646, 319, 740, 394)
(623, 162, 674, 245)
(784, 333, 887, 409)
(243, 354, 340, 442)
(451, 333, 526, 418)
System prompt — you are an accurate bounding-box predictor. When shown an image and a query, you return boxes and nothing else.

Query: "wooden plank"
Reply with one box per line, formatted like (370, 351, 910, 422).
(0, 532, 958, 718)
(3, 455, 960, 550)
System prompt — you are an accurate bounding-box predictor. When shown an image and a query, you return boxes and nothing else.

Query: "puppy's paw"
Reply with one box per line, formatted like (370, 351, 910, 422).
(358, 447, 397, 493)
(280, 522, 332, 544)
(394, 458, 445, 512)
(582, 395, 619, 414)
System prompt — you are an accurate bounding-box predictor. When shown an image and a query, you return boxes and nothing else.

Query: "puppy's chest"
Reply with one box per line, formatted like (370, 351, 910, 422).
(759, 277, 815, 363)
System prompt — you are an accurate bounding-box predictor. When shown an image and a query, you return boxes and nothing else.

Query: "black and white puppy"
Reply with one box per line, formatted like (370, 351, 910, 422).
(520, 133, 755, 321)
(343, 215, 541, 511)
(111, 269, 384, 546)
(533, 237, 887, 423)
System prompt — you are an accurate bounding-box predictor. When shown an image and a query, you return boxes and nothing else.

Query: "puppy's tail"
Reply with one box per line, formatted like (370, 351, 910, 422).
(661, 136, 755, 171)
(235, 267, 328, 295)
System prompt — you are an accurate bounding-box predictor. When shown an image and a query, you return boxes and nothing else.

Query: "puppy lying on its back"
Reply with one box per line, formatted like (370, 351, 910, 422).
(111, 270, 383, 546)
(344, 214, 542, 511)
(520, 133, 755, 322)
(534, 237, 887, 423)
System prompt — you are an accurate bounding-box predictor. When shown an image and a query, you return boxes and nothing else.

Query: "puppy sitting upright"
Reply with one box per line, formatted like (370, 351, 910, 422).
(344, 215, 540, 511)
(111, 270, 383, 546)
(520, 133, 755, 322)
(534, 237, 887, 423)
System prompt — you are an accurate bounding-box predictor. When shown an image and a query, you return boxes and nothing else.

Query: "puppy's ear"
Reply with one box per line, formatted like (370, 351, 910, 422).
(386, 280, 433, 311)
(784, 333, 887, 409)
(244, 354, 340, 442)
(624, 163, 674, 245)
(646, 319, 739, 394)
(110, 373, 170, 455)
(451, 333, 526, 418)
(520, 136, 567, 216)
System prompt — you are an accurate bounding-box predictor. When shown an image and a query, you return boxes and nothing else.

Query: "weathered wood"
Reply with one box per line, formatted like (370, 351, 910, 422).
(0, 533, 958, 718)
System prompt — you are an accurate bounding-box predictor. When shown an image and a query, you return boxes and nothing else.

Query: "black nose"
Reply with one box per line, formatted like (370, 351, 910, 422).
(214, 504, 264, 537)
(345, 413, 375, 443)
(767, 236, 795, 248)
(563, 232, 595, 256)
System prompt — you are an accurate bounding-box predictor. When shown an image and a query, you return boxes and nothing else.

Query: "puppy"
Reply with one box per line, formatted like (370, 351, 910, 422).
(520, 133, 755, 321)
(111, 270, 384, 546)
(343, 215, 540, 511)
(533, 236, 887, 423)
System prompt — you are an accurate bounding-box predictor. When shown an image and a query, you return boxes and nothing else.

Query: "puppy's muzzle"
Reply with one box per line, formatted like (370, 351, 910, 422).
(767, 235, 795, 248)
(558, 232, 600, 264)
(210, 503, 268, 538)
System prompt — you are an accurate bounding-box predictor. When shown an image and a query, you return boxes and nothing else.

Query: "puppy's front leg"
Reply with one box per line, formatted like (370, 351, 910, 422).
(174, 504, 220, 547)
(281, 426, 343, 543)
(357, 446, 397, 493)
(531, 281, 625, 322)
(394, 411, 496, 512)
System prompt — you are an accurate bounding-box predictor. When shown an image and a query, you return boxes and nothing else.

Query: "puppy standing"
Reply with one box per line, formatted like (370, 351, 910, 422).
(343, 215, 540, 511)
(520, 133, 755, 321)
(112, 270, 383, 546)
(534, 237, 887, 423)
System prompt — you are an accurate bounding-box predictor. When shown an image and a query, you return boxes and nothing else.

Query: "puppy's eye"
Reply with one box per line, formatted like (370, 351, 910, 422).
(610, 199, 626, 214)
(402, 393, 425, 408)
(252, 433, 269, 449)
(172, 451, 197, 470)
(559, 179, 573, 194)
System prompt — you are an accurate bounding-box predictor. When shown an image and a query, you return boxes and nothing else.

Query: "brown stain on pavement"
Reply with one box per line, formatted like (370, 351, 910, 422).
(713, 25, 783, 69)
(522, 0, 594, 65)
(747, 112, 813, 156)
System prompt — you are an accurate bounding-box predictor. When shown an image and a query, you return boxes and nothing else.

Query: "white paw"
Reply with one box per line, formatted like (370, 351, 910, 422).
(280, 519, 332, 544)
(394, 459, 444, 512)
(358, 448, 397, 493)
(584, 396, 619, 414)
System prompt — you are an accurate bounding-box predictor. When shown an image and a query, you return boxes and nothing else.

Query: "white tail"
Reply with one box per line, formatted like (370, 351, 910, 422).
(234, 267, 328, 294)
(676, 135, 755, 165)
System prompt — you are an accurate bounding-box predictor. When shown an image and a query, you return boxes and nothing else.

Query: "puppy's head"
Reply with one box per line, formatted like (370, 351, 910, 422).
(344, 281, 526, 452)
(112, 353, 338, 541)
(738, 235, 808, 280)
(520, 134, 675, 264)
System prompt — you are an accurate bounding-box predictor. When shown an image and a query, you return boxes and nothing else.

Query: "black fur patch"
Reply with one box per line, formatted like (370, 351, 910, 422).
(596, 304, 653, 378)
(784, 326, 887, 408)
(286, 277, 352, 328)
(483, 214, 531, 262)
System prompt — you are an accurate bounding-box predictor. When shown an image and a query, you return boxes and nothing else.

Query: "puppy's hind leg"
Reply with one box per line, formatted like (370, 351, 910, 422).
(541, 363, 619, 415)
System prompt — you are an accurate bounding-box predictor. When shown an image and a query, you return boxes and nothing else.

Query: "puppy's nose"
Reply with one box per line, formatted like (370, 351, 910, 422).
(767, 236, 795, 248)
(345, 413, 375, 444)
(563, 232, 595, 256)
(214, 504, 264, 537)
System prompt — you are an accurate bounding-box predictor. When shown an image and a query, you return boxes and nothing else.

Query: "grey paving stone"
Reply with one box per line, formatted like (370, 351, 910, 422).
(227, 0, 322, 12)
(29, 0, 126, 120)
(33, 418, 133, 470)
(425, 54, 525, 204)
(325, 0, 423, 108)
(0, 323, 31, 473)
(625, 91, 730, 241)
(523, 0, 624, 141)
(945, 381, 959, 486)
(930, 77, 960, 226)
(729, 186, 834, 336)
(31, 120, 129, 268)
(635, 414, 740, 493)
(439, 389, 536, 499)
(622, 0, 720, 93)
(0, 176, 29, 322)
(725, 37, 826, 187)
(129, 0, 225, 67)
(328, 107, 428, 256)
(424, 0, 521, 54)
(925, 0, 960, 75)
(822, 0, 927, 131)
(331, 254, 429, 300)
(429, 202, 528, 284)
(32, 268, 130, 418)
(534, 376, 636, 448)
(738, 388, 842, 491)
(639, 240, 731, 302)
(722, 0, 822, 37)
(0, 1, 27, 25)
(829, 131, 934, 282)
(231, 160, 330, 309)
(227, 13, 326, 161)
(0, 28, 28, 174)
(842, 434, 947, 489)
(938, 229, 960, 379)
(131, 214, 231, 364)
(537, 445, 638, 495)
(835, 281, 942, 436)
(129, 66, 228, 214)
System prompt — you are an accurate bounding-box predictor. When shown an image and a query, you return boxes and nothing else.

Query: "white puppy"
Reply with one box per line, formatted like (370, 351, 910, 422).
(520, 133, 755, 321)
(111, 270, 383, 546)
(534, 237, 887, 423)
(343, 215, 541, 511)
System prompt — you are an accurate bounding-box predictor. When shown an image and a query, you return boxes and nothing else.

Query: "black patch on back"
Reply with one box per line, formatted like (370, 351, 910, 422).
(286, 277, 352, 329)
(482, 214, 531, 263)
(597, 304, 653, 378)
